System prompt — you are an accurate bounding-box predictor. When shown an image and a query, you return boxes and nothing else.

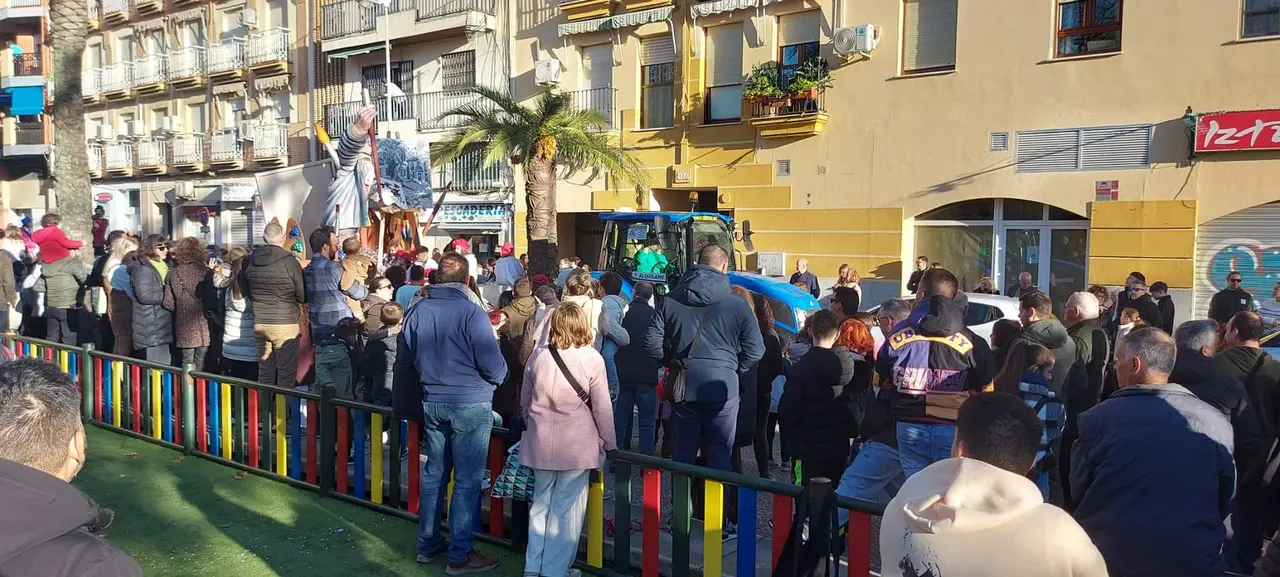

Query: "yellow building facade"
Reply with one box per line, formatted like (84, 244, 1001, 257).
(511, 0, 1280, 315)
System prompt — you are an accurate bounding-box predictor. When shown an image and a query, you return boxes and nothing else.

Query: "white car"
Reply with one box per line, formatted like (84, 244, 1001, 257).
(869, 292, 1022, 350)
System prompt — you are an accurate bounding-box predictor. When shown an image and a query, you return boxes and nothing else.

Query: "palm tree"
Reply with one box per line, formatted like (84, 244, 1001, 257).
(431, 86, 647, 278)
(49, 0, 91, 261)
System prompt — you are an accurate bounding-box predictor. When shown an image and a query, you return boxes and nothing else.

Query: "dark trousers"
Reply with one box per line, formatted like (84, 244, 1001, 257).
(791, 456, 848, 488)
(753, 396, 774, 478)
(45, 307, 79, 345)
(672, 397, 739, 471)
(224, 359, 259, 381)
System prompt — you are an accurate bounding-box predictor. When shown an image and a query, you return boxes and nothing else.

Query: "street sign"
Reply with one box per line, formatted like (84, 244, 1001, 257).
(94, 191, 113, 203)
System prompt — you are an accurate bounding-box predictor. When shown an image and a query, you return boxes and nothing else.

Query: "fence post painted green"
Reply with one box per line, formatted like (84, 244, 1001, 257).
(318, 384, 336, 497)
(79, 344, 95, 423)
(181, 364, 195, 456)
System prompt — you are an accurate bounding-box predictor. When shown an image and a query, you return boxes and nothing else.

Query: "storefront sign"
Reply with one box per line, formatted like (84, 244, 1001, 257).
(1095, 180, 1119, 201)
(221, 183, 257, 202)
(1195, 109, 1280, 152)
(94, 191, 114, 203)
(439, 203, 510, 225)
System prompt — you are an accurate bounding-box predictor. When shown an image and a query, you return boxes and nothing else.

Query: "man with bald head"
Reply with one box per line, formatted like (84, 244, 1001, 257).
(1071, 327, 1235, 577)
(789, 258, 819, 299)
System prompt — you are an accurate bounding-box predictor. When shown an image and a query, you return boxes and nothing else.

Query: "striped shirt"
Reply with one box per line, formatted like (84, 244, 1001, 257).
(323, 129, 370, 231)
(304, 255, 368, 342)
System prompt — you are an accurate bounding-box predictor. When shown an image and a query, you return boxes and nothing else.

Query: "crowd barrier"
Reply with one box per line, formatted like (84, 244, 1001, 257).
(4, 335, 885, 577)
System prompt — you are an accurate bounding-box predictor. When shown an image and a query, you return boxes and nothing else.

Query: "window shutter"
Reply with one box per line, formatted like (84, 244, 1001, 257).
(582, 44, 613, 89)
(778, 11, 821, 46)
(903, 0, 958, 71)
(228, 207, 252, 249)
(1015, 130, 1081, 173)
(1081, 125, 1152, 170)
(707, 23, 743, 87)
(641, 35, 675, 65)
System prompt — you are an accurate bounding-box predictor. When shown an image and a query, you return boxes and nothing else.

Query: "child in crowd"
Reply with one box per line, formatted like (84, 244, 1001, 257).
(315, 316, 361, 401)
(992, 341, 1066, 499)
(778, 310, 854, 487)
(361, 302, 402, 406)
(339, 237, 374, 321)
(1116, 307, 1144, 342)
(29, 213, 83, 265)
(989, 318, 1023, 369)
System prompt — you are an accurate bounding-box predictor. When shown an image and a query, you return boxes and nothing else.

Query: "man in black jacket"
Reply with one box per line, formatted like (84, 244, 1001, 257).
(1122, 280, 1164, 330)
(645, 245, 764, 470)
(241, 222, 307, 389)
(779, 309, 852, 486)
(1151, 281, 1175, 334)
(1209, 271, 1256, 325)
(1171, 320, 1265, 466)
(615, 282, 659, 455)
(1060, 290, 1109, 510)
(0, 359, 142, 577)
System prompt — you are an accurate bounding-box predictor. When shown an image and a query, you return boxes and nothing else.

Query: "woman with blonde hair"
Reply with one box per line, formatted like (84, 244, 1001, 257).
(105, 235, 139, 355)
(834, 264, 862, 302)
(1, 225, 24, 260)
(974, 276, 999, 295)
(520, 301, 616, 577)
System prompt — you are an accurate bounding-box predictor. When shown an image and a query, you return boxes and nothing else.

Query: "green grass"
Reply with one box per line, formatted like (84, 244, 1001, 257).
(74, 427, 526, 577)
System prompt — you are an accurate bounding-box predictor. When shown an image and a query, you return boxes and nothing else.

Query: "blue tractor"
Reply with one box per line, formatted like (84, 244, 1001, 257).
(591, 211, 821, 343)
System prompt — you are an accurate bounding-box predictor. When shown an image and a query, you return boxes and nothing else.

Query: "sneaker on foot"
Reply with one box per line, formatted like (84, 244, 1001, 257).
(445, 551, 499, 575)
(415, 542, 449, 564)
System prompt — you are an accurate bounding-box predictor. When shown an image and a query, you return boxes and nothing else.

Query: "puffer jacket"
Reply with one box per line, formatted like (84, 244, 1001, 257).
(41, 257, 88, 310)
(1009, 318, 1077, 396)
(241, 244, 305, 325)
(222, 295, 257, 363)
(128, 256, 172, 349)
(162, 262, 214, 350)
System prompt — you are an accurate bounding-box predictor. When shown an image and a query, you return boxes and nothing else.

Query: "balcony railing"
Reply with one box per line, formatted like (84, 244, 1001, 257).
(436, 147, 509, 192)
(136, 137, 166, 167)
(252, 121, 288, 159)
(10, 0, 43, 7)
(416, 0, 494, 19)
(210, 128, 241, 162)
(105, 141, 133, 170)
(12, 54, 40, 76)
(324, 89, 491, 137)
(566, 87, 615, 130)
(14, 120, 44, 145)
(87, 142, 103, 173)
(170, 46, 205, 79)
(87, 0, 98, 20)
(748, 89, 826, 119)
(101, 62, 133, 93)
(133, 54, 168, 86)
(320, 0, 376, 40)
(172, 134, 204, 164)
(82, 68, 101, 97)
(207, 38, 246, 75)
(247, 28, 290, 66)
(100, 0, 125, 16)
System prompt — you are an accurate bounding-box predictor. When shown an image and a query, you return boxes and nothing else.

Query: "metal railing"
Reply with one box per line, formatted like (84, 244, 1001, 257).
(87, 142, 103, 172)
(567, 87, 616, 130)
(172, 134, 204, 164)
(82, 68, 102, 96)
(252, 121, 288, 159)
(320, 0, 376, 40)
(136, 137, 166, 167)
(14, 120, 44, 145)
(247, 28, 291, 66)
(100, 0, 125, 16)
(87, 0, 98, 19)
(323, 90, 487, 137)
(210, 128, 241, 162)
(105, 140, 133, 170)
(12, 53, 40, 76)
(101, 62, 133, 93)
(436, 145, 510, 191)
(169, 46, 205, 79)
(10, 0, 42, 7)
(749, 89, 827, 119)
(133, 54, 168, 86)
(207, 38, 246, 75)
(416, 0, 495, 19)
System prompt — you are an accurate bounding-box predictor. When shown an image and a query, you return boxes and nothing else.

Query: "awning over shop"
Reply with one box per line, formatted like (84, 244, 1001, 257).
(558, 6, 674, 36)
(8, 86, 43, 115)
(690, 0, 782, 19)
(327, 43, 383, 60)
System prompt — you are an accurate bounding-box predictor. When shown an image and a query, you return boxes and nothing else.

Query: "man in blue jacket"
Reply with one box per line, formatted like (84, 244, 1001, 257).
(644, 244, 764, 470)
(1071, 327, 1235, 577)
(396, 253, 506, 574)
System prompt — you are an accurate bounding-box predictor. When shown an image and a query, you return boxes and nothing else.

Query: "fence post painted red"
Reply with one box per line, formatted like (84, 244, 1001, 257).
(93, 358, 103, 421)
(195, 378, 207, 452)
(642, 468, 661, 577)
(407, 421, 420, 515)
(487, 435, 505, 538)
(305, 399, 318, 484)
(248, 390, 260, 468)
(772, 494, 793, 569)
(847, 510, 872, 577)
(336, 406, 349, 494)
(130, 365, 141, 433)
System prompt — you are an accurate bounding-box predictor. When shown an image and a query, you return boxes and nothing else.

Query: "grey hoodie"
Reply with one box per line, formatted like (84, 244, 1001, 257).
(1010, 318, 1077, 396)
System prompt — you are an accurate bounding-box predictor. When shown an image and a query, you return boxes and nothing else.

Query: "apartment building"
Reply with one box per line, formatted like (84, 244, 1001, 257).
(513, 0, 1280, 316)
(0, 0, 53, 224)
(312, 0, 513, 258)
(84, 0, 309, 246)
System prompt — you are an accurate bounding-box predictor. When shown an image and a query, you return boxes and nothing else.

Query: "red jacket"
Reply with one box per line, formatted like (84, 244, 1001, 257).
(30, 226, 83, 264)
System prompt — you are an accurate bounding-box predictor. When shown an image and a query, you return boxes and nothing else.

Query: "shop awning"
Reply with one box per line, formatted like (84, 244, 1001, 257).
(8, 86, 43, 115)
(690, 0, 782, 19)
(327, 43, 383, 60)
(558, 6, 674, 36)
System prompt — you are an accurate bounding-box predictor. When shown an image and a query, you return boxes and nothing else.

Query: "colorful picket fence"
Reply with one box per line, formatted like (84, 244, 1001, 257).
(5, 335, 884, 577)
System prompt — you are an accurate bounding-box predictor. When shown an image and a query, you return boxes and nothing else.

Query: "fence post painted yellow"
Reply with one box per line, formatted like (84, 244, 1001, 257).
(587, 471, 604, 567)
(111, 361, 122, 426)
(370, 413, 383, 504)
(220, 383, 232, 460)
(445, 470, 454, 515)
(150, 369, 162, 440)
(703, 480, 724, 577)
(275, 394, 287, 476)
(58, 350, 68, 372)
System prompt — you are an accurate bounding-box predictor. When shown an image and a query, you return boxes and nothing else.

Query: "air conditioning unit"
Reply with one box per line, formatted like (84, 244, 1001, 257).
(174, 181, 196, 200)
(239, 9, 258, 28)
(832, 24, 878, 57)
(128, 120, 146, 137)
(534, 59, 561, 86)
(164, 116, 183, 133)
(237, 119, 257, 141)
(97, 124, 113, 140)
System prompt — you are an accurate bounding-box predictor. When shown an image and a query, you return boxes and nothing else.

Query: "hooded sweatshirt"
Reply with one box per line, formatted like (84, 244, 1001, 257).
(1009, 318, 1077, 396)
(240, 244, 306, 325)
(1209, 286, 1255, 325)
(0, 459, 143, 576)
(500, 295, 538, 342)
(877, 296, 994, 423)
(1216, 345, 1280, 441)
(880, 457, 1108, 577)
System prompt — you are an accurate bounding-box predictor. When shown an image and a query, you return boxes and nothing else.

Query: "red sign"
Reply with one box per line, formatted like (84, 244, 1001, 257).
(93, 192, 113, 203)
(1195, 109, 1280, 152)
(1095, 180, 1118, 202)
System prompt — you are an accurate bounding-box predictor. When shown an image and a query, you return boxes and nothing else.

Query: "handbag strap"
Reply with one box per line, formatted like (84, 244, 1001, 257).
(679, 307, 717, 363)
(548, 346, 591, 406)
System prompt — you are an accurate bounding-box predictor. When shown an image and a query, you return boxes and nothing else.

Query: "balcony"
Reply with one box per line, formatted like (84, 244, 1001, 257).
(82, 68, 102, 103)
(207, 38, 246, 82)
(136, 136, 167, 175)
(435, 146, 511, 193)
(1, 53, 44, 89)
(1, 117, 50, 157)
(171, 133, 205, 171)
(747, 90, 829, 139)
(246, 28, 290, 75)
(133, 54, 168, 95)
(88, 142, 103, 178)
(559, 0, 614, 22)
(324, 89, 490, 138)
(132, 0, 160, 17)
(169, 46, 206, 89)
(105, 140, 133, 177)
(209, 128, 244, 169)
(0, 0, 46, 22)
(87, 0, 98, 30)
(566, 87, 616, 130)
(100, 0, 126, 25)
(251, 121, 288, 167)
(319, 0, 495, 54)
(101, 62, 134, 100)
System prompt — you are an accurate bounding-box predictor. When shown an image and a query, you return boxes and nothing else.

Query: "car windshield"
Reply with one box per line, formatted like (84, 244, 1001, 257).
(688, 217, 734, 270)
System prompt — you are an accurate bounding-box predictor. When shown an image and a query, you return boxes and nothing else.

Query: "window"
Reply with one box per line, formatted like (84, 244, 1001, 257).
(116, 33, 134, 62)
(441, 50, 475, 91)
(361, 60, 413, 98)
(778, 11, 820, 87)
(1244, 0, 1280, 38)
(187, 103, 206, 134)
(640, 35, 674, 129)
(1056, 0, 1122, 57)
(902, 0, 957, 73)
(181, 20, 206, 47)
(143, 29, 165, 55)
(704, 23, 743, 123)
(1014, 124, 1151, 172)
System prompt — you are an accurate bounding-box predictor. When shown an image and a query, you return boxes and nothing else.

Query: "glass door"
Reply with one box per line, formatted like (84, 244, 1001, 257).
(1048, 229, 1088, 318)
(1002, 228, 1043, 296)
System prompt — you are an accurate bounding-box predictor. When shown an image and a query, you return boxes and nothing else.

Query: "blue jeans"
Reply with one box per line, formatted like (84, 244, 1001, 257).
(897, 422, 956, 479)
(672, 397, 739, 470)
(602, 340, 620, 396)
(417, 401, 493, 564)
(836, 440, 906, 529)
(614, 384, 657, 455)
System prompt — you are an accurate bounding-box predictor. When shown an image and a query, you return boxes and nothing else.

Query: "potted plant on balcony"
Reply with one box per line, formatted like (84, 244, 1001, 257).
(743, 62, 788, 109)
(790, 57, 832, 101)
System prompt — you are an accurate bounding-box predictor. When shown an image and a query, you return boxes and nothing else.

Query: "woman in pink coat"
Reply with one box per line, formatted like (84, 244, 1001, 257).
(520, 301, 617, 577)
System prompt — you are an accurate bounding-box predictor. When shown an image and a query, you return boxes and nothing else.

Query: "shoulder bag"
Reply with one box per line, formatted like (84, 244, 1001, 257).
(549, 346, 591, 406)
(666, 307, 716, 404)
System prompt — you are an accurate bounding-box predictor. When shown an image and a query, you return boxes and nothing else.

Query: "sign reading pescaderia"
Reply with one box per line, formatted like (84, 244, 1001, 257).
(1195, 109, 1280, 153)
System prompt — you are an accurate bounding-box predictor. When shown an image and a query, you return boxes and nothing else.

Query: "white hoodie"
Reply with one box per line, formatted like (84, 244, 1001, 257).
(881, 458, 1109, 577)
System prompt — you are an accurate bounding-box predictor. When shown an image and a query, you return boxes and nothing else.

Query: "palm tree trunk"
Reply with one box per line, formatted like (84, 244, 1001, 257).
(49, 0, 91, 263)
(524, 155, 558, 278)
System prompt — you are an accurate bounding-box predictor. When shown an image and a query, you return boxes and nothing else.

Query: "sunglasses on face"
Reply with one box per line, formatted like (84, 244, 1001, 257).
(1229, 278, 1242, 283)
